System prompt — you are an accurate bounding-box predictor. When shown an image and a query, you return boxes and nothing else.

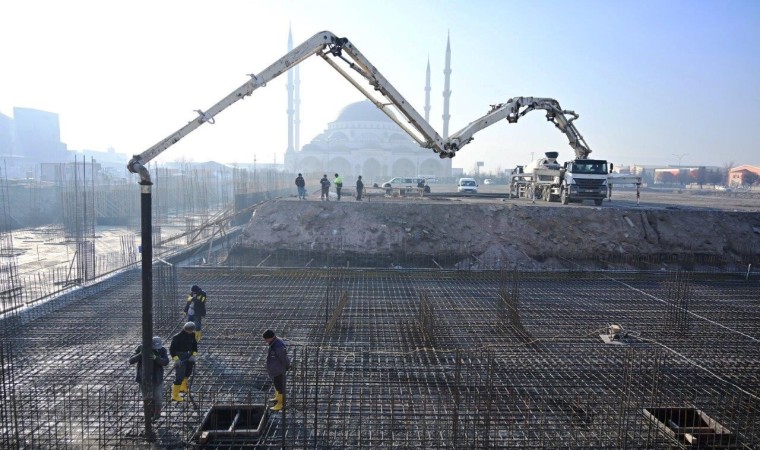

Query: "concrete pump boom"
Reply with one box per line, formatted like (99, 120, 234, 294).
(127, 30, 446, 182)
(444, 97, 593, 160)
(127, 31, 593, 182)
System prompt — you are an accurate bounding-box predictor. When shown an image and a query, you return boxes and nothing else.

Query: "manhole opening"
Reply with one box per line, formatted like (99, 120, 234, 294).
(643, 407, 736, 447)
(193, 404, 268, 445)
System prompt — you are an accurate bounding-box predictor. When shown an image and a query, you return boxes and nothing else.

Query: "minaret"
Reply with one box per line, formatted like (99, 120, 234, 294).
(424, 57, 431, 123)
(442, 32, 452, 139)
(295, 64, 301, 152)
(285, 26, 295, 155)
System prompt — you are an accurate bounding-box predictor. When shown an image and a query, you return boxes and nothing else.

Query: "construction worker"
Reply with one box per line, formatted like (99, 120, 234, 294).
(355, 175, 364, 201)
(169, 322, 198, 402)
(333, 173, 343, 200)
(263, 329, 291, 412)
(295, 173, 306, 200)
(320, 174, 331, 201)
(184, 285, 207, 342)
(128, 336, 169, 420)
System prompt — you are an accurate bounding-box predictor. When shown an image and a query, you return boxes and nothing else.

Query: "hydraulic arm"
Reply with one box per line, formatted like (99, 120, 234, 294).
(127, 31, 594, 182)
(127, 30, 445, 182)
(443, 97, 593, 160)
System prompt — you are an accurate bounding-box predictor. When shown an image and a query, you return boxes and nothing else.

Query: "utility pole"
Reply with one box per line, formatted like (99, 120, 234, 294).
(673, 153, 688, 187)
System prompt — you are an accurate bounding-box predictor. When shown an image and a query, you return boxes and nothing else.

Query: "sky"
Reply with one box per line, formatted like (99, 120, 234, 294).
(2, 0, 759, 173)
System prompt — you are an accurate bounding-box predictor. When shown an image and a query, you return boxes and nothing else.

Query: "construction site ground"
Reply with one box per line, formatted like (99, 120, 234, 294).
(1, 185, 759, 448)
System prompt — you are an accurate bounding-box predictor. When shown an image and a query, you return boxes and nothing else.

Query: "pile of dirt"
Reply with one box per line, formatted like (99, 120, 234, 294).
(235, 199, 760, 269)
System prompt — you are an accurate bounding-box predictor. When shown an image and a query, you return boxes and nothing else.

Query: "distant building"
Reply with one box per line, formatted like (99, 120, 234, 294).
(286, 101, 451, 184)
(728, 165, 760, 186)
(13, 107, 68, 163)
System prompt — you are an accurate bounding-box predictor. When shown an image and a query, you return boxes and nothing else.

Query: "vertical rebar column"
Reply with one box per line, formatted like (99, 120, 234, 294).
(665, 271, 691, 335)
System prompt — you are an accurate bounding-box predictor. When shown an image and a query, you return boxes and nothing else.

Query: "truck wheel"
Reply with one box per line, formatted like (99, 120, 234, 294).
(594, 198, 603, 206)
(561, 188, 569, 205)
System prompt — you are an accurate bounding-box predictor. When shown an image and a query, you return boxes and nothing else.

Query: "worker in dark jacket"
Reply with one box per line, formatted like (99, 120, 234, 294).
(356, 176, 364, 201)
(169, 322, 198, 402)
(263, 329, 291, 411)
(129, 336, 170, 420)
(184, 285, 207, 342)
(320, 174, 331, 201)
(295, 173, 306, 200)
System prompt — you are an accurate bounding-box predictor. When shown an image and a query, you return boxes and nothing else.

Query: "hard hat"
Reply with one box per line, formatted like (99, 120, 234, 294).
(152, 336, 163, 349)
(184, 321, 196, 331)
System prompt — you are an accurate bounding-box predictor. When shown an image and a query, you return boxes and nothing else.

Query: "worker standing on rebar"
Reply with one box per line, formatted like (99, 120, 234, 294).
(170, 322, 198, 402)
(129, 336, 169, 420)
(334, 173, 343, 201)
(295, 173, 306, 200)
(320, 174, 331, 201)
(184, 285, 207, 342)
(263, 329, 291, 412)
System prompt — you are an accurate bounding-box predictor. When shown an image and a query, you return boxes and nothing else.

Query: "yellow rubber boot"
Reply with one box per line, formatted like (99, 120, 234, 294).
(179, 378, 189, 393)
(269, 389, 279, 403)
(195, 330, 202, 342)
(270, 392, 284, 411)
(171, 384, 185, 402)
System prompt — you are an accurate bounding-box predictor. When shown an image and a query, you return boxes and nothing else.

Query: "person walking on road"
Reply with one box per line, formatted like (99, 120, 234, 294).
(184, 285, 207, 342)
(295, 173, 306, 200)
(320, 174, 331, 201)
(334, 173, 343, 201)
(169, 322, 198, 402)
(263, 329, 291, 412)
(355, 175, 364, 201)
(129, 336, 170, 420)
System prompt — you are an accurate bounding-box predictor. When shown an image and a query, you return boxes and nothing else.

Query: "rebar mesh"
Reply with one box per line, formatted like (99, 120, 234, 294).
(0, 267, 758, 448)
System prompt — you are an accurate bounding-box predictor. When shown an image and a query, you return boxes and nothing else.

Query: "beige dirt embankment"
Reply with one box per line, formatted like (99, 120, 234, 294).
(236, 199, 760, 269)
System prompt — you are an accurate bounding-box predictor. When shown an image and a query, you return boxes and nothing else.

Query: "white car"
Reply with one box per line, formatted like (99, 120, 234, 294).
(483, 179, 493, 185)
(457, 177, 478, 193)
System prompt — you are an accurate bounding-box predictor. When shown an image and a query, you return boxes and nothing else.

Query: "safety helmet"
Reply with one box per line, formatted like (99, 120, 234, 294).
(183, 321, 196, 331)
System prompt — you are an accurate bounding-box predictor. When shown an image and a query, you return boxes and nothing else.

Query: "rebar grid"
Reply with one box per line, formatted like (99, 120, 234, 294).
(0, 267, 758, 449)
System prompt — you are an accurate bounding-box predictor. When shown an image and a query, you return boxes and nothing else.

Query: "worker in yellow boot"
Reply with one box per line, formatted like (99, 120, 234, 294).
(184, 285, 207, 342)
(170, 322, 198, 402)
(263, 329, 291, 412)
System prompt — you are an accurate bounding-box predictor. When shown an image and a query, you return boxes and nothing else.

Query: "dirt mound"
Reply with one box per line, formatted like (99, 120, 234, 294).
(235, 199, 760, 269)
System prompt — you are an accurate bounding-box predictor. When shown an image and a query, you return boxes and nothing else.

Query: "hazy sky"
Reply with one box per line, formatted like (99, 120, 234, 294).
(2, 0, 759, 173)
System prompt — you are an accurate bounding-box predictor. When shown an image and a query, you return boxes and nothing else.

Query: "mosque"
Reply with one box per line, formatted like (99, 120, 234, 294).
(284, 30, 454, 185)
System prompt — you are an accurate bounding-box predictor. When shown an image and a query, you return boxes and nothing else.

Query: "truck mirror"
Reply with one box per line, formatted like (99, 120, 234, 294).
(610, 163, 614, 173)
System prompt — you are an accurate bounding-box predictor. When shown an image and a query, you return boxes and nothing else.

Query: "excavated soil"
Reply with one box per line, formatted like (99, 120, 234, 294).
(232, 193, 760, 270)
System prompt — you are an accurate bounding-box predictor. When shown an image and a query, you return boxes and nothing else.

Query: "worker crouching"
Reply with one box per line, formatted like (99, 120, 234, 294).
(263, 329, 291, 411)
(170, 322, 198, 402)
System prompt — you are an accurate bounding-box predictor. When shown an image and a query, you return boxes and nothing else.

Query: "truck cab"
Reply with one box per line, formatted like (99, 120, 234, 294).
(561, 159, 609, 205)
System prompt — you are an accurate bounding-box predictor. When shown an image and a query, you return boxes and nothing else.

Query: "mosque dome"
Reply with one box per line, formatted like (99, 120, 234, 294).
(335, 100, 394, 123)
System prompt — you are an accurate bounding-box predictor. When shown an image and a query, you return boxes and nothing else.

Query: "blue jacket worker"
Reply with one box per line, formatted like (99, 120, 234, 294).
(263, 329, 291, 411)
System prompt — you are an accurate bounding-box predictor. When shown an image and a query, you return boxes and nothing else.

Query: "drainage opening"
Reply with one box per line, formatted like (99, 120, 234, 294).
(643, 407, 736, 447)
(192, 404, 268, 445)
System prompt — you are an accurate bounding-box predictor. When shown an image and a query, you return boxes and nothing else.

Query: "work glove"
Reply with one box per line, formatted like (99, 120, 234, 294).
(150, 351, 157, 360)
(173, 356, 180, 367)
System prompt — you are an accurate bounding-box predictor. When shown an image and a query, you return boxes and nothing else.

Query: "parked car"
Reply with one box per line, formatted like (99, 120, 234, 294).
(381, 177, 431, 193)
(457, 177, 478, 193)
(483, 179, 493, 185)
